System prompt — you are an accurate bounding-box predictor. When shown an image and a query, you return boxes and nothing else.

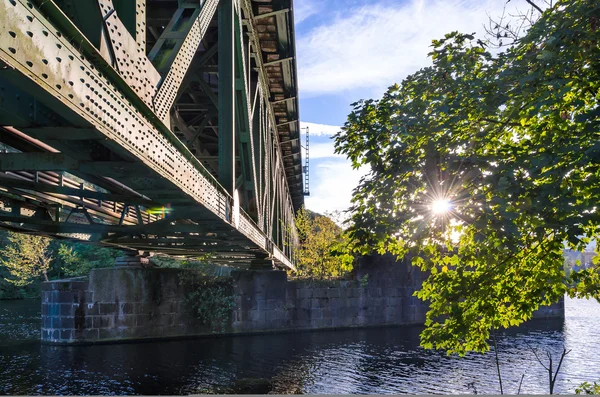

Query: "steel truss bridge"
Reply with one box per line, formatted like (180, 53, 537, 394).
(0, 0, 304, 269)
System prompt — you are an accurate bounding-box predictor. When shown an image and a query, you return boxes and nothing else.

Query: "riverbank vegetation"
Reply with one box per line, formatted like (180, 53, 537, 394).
(334, 0, 599, 355)
(293, 207, 354, 280)
(179, 269, 235, 333)
(576, 381, 600, 395)
(0, 231, 121, 299)
(0, 228, 241, 300)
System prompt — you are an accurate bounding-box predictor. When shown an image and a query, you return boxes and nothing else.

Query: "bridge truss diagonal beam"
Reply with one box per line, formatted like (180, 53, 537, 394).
(149, 0, 220, 125)
(0, 0, 301, 269)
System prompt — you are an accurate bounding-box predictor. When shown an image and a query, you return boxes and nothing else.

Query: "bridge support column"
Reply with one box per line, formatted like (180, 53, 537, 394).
(249, 254, 276, 270)
(114, 250, 152, 268)
(38, 255, 565, 346)
(40, 266, 206, 344)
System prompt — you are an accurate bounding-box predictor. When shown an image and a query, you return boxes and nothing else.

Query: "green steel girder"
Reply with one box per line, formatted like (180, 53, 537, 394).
(244, 0, 303, 211)
(0, 153, 79, 172)
(26, 0, 219, 189)
(0, 0, 300, 269)
(0, 174, 155, 206)
(218, 0, 235, 195)
(114, 0, 146, 47)
(0, 213, 240, 242)
(233, 13, 255, 211)
(149, 0, 220, 124)
(149, 7, 203, 72)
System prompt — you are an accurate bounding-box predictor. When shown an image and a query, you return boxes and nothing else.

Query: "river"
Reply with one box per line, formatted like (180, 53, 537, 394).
(0, 296, 599, 394)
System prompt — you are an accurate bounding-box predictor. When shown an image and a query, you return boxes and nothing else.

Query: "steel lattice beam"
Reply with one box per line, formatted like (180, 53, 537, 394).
(0, 0, 301, 269)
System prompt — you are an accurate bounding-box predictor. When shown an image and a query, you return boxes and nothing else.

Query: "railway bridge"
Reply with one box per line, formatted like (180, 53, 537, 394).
(0, 0, 304, 269)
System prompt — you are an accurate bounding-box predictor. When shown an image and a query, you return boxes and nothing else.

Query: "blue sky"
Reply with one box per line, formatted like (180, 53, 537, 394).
(294, 0, 524, 215)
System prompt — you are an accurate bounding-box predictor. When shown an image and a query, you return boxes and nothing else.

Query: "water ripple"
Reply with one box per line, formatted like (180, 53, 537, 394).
(0, 297, 599, 394)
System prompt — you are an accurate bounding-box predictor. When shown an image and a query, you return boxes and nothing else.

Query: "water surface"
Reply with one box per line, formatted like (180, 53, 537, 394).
(1, 297, 599, 394)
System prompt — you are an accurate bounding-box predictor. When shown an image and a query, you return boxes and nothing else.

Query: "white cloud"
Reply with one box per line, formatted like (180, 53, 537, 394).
(298, 120, 366, 214)
(297, 0, 515, 96)
(298, 121, 343, 163)
(309, 140, 344, 160)
(300, 121, 341, 136)
(293, 0, 323, 25)
(305, 159, 367, 215)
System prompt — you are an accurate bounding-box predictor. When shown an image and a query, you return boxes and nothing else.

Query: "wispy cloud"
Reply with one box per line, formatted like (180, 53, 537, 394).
(305, 159, 367, 215)
(308, 140, 344, 160)
(300, 121, 342, 136)
(293, 0, 324, 25)
(297, 0, 514, 96)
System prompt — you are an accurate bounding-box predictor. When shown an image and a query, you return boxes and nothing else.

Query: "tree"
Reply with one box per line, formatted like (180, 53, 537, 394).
(55, 242, 121, 277)
(334, 0, 600, 354)
(0, 231, 53, 286)
(576, 381, 600, 395)
(294, 207, 354, 279)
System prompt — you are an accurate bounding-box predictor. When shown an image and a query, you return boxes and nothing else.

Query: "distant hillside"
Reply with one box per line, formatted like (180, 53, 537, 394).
(304, 208, 323, 220)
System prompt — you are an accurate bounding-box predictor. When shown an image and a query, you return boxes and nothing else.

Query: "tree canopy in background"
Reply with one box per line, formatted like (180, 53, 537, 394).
(0, 232, 52, 287)
(334, 0, 600, 354)
(0, 230, 122, 299)
(55, 242, 122, 278)
(294, 207, 354, 279)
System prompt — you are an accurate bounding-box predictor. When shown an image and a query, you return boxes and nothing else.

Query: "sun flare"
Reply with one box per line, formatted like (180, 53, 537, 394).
(431, 199, 452, 215)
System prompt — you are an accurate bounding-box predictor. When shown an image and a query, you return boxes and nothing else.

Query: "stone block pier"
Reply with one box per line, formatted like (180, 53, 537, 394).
(40, 255, 564, 344)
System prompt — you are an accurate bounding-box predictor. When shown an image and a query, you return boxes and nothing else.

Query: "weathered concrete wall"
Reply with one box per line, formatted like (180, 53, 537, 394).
(532, 299, 565, 319)
(41, 268, 206, 344)
(41, 254, 564, 344)
(41, 277, 89, 342)
(231, 254, 428, 333)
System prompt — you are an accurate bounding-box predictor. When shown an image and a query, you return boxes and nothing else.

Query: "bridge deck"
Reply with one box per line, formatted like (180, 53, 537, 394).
(0, 0, 303, 269)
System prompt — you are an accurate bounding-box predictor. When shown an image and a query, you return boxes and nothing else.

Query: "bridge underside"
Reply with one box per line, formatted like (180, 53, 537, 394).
(0, 0, 303, 268)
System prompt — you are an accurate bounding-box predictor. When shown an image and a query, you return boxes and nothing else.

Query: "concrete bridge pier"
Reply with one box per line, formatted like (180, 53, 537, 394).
(40, 255, 564, 345)
(249, 253, 276, 270)
(114, 251, 153, 268)
(41, 266, 197, 344)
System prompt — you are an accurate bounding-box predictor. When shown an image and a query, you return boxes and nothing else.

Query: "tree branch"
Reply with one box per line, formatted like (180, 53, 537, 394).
(517, 374, 525, 395)
(525, 0, 544, 14)
(479, 117, 522, 127)
(526, 343, 549, 371)
(550, 348, 571, 393)
(492, 328, 504, 394)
